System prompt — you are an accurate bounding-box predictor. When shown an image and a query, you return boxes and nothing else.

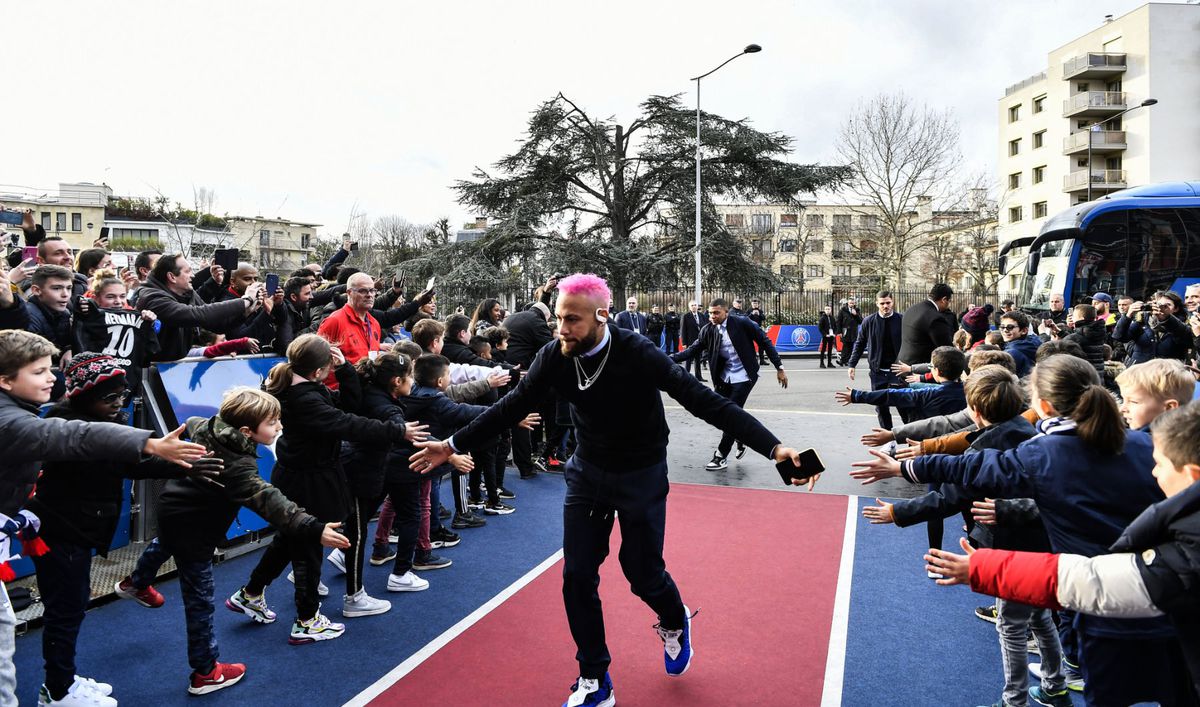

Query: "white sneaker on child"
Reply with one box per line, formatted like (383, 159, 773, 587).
(342, 590, 391, 618)
(38, 679, 117, 706)
(387, 571, 430, 592)
(326, 548, 346, 574)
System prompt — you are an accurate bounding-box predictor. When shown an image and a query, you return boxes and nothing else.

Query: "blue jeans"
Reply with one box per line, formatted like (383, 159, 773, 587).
(132, 538, 218, 673)
(714, 379, 754, 457)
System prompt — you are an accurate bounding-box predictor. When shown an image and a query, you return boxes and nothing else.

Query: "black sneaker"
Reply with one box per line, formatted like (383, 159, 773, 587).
(531, 458, 548, 473)
(430, 527, 461, 548)
(369, 543, 397, 566)
(484, 502, 515, 515)
(497, 487, 516, 500)
(438, 505, 452, 521)
(734, 443, 747, 460)
(467, 496, 485, 511)
(704, 453, 728, 471)
(413, 553, 452, 570)
(451, 512, 487, 529)
(974, 604, 999, 624)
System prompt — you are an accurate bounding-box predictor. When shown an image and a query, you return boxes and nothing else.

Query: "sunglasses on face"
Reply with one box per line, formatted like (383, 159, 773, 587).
(999, 324, 1019, 331)
(100, 389, 131, 405)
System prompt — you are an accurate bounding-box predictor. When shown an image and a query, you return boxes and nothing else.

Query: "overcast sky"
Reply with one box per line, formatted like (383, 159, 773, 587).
(6, 0, 1155, 238)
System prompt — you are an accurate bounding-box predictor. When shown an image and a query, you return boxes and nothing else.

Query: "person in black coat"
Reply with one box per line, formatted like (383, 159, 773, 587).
(748, 298, 768, 365)
(835, 299, 862, 366)
(239, 334, 409, 642)
(680, 301, 708, 381)
(817, 305, 836, 368)
(502, 302, 555, 478)
(645, 305, 665, 349)
(897, 283, 955, 367)
(663, 304, 681, 354)
(136, 255, 255, 362)
(673, 298, 788, 469)
(846, 292, 904, 429)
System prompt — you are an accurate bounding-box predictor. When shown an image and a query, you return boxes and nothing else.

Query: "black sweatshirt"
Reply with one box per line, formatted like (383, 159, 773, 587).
(451, 326, 781, 470)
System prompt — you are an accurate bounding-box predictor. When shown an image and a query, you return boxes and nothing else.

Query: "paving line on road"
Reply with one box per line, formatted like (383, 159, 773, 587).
(664, 404, 876, 418)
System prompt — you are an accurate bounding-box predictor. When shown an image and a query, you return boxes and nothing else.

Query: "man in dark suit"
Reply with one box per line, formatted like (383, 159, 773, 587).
(672, 298, 788, 471)
(896, 283, 955, 368)
(614, 296, 646, 335)
(748, 298, 768, 365)
(503, 301, 555, 478)
(680, 301, 708, 381)
(845, 290, 904, 428)
(817, 305, 836, 368)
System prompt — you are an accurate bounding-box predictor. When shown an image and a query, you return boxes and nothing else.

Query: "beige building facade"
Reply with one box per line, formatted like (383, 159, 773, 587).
(996, 2, 1200, 279)
(226, 217, 320, 273)
(0, 182, 110, 253)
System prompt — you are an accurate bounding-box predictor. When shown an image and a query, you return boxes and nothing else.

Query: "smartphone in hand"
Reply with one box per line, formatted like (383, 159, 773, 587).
(265, 273, 280, 296)
(776, 448, 825, 486)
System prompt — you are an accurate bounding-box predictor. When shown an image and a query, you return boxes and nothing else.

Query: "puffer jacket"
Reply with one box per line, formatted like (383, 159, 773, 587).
(341, 384, 415, 496)
(156, 415, 324, 562)
(1065, 319, 1108, 378)
(1113, 312, 1193, 365)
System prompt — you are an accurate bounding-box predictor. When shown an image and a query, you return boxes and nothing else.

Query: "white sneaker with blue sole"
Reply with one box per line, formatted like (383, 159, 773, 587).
(657, 605, 696, 676)
(562, 673, 615, 707)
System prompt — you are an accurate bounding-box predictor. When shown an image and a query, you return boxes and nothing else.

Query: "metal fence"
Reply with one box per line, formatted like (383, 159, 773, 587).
(619, 288, 1019, 326)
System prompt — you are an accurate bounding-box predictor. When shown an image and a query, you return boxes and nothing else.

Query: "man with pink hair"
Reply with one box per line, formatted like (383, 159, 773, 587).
(411, 273, 817, 707)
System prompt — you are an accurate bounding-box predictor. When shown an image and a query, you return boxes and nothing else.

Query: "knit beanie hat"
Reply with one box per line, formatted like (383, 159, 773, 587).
(962, 306, 989, 331)
(64, 352, 127, 399)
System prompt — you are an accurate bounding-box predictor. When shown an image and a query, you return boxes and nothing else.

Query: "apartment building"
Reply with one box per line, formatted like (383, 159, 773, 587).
(996, 3, 1200, 254)
(0, 182, 110, 252)
(715, 198, 996, 294)
(227, 216, 320, 272)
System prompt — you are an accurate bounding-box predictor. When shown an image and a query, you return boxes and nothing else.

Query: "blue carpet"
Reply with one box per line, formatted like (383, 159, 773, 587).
(842, 496, 1084, 706)
(14, 473, 568, 706)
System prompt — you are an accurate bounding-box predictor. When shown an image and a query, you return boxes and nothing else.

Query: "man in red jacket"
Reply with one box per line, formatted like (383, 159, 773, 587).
(318, 272, 381, 367)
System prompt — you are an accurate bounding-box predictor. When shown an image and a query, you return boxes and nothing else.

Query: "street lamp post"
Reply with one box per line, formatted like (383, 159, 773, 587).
(1086, 98, 1157, 202)
(692, 44, 761, 307)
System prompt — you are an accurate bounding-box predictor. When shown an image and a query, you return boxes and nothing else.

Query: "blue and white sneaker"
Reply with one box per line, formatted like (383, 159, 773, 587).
(656, 605, 697, 676)
(562, 673, 615, 707)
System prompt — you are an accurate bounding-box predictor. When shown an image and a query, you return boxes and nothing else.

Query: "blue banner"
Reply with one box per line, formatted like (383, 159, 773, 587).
(152, 356, 285, 538)
(768, 325, 823, 353)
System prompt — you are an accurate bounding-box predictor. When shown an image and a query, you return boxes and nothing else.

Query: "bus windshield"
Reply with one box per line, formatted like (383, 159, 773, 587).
(1019, 239, 1072, 309)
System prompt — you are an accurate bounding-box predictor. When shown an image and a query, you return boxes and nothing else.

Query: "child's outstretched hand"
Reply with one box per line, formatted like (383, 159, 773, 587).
(972, 499, 997, 525)
(924, 537, 973, 586)
(518, 412, 541, 431)
(449, 453, 474, 473)
(834, 387, 854, 406)
(404, 421, 430, 443)
(894, 440, 923, 461)
(320, 523, 351, 549)
(144, 425, 209, 468)
(862, 498, 896, 525)
(849, 449, 902, 484)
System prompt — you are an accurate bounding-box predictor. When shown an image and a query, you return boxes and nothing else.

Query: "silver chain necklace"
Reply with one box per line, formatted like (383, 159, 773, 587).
(573, 344, 611, 390)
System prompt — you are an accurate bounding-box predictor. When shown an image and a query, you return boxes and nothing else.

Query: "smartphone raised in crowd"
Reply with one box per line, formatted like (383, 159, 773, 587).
(265, 273, 280, 296)
(426, 276, 436, 292)
(21, 246, 38, 262)
(0, 211, 24, 226)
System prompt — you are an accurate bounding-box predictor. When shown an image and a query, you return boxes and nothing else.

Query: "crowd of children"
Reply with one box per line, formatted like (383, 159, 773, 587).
(845, 322, 1200, 706)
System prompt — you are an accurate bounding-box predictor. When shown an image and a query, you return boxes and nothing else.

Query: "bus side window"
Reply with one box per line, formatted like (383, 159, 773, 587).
(1076, 211, 1127, 304)
(1130, 209, 1189, 296)
(1180, 209, 1200, 277)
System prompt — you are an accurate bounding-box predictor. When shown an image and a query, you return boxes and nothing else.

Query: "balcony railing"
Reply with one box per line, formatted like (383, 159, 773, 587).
(831, 275, 881, 288)
(1062, 52, 1126, 80)
(1063, 91, 1126, 117)
(1063, 130, 1127, 154)
(1063, 169, 1127, 192)
(831, 250, 877, 261)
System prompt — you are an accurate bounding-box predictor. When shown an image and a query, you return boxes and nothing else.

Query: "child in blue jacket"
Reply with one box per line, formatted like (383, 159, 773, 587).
(836, 346, 966, 421)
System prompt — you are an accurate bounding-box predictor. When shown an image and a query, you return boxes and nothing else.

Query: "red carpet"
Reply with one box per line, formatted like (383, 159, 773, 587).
(367, 484, 848, 706)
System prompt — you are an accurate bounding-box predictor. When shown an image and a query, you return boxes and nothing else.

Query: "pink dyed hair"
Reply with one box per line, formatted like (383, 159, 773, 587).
(557, 273, 611, 306)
